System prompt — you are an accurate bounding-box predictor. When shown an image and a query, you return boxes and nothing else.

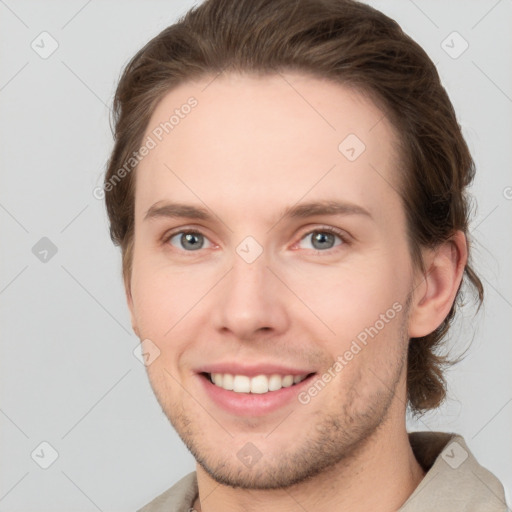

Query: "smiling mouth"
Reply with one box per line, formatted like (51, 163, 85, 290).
(201, 372, 316, 394)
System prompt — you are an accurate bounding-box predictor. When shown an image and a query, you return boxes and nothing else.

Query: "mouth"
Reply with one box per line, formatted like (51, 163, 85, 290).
(196, 370, 318, 416)
(201, 372, 316, 394)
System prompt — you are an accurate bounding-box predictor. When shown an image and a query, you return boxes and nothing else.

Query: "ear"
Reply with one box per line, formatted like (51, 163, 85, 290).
(124, 275, 141, 339)
(408, 231, 468, 338)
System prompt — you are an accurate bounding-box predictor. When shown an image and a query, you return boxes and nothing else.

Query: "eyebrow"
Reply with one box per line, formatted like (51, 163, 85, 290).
(144, 199, 372, 225)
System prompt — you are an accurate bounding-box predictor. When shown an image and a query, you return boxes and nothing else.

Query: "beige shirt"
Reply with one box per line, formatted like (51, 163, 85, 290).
(138, 431, 509, 511)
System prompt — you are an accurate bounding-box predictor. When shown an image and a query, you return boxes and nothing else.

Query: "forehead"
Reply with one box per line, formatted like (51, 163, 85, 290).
(134, 72, 402, 224)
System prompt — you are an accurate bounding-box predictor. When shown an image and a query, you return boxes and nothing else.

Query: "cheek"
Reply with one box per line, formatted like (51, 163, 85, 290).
(130, 254, 215, 340)
(130, 268, 198, 382)
(286, 252, 407, 344)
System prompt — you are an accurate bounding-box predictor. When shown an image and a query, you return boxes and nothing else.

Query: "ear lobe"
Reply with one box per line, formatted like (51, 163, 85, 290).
(408, 231, 468, 338)
(124, 277, 141, 339)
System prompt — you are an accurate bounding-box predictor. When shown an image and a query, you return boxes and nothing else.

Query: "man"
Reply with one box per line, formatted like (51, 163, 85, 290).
(102, 0, 508, 510)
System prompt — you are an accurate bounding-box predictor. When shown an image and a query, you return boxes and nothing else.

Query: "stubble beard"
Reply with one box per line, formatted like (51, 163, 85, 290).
(149, 318, 409, 490)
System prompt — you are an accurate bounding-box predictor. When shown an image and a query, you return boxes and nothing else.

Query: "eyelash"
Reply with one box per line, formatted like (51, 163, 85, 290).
(162, 226, 350, 255)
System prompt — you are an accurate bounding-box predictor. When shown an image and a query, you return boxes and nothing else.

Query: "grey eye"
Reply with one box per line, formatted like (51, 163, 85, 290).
(298, 230, 342, 251)
(169, 231, 211, 251)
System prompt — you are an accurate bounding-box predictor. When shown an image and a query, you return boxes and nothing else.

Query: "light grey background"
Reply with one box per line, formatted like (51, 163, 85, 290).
(0, 0, 511, 510)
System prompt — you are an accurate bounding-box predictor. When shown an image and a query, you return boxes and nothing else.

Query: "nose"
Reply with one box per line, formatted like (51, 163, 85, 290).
(211, 249, 290, 341)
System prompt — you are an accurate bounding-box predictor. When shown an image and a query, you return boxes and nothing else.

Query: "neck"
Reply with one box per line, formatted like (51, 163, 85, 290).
(193, 411, 425, 512)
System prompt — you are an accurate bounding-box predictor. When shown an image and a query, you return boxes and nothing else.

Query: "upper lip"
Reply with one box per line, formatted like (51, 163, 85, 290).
(196, 363, 316, 377)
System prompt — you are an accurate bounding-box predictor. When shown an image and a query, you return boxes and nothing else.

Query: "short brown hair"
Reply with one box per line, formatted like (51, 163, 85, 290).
(104, 0, 483, 415)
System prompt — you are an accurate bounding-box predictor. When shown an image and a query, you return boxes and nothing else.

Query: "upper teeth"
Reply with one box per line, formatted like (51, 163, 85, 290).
(210, 373, 308, 394)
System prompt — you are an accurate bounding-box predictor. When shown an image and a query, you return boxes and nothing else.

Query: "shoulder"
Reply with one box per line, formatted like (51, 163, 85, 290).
(401, 431, 508, 511)
(137, 472, 198, 512)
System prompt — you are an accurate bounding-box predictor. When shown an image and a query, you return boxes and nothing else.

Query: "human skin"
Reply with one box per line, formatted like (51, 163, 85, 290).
(126, 73, 467, 511)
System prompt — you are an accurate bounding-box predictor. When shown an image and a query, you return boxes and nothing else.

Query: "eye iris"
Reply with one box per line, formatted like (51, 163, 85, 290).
(175, 231, 337, 251)
(181, 232, 203, 250)
(312, 231, 335, 250)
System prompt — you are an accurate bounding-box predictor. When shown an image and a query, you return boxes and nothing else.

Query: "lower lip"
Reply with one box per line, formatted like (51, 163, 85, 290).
(197, 373, 316, 416)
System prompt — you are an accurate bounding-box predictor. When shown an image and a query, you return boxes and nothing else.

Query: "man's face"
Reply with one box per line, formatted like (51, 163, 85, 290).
(128, 73, 418, 488)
